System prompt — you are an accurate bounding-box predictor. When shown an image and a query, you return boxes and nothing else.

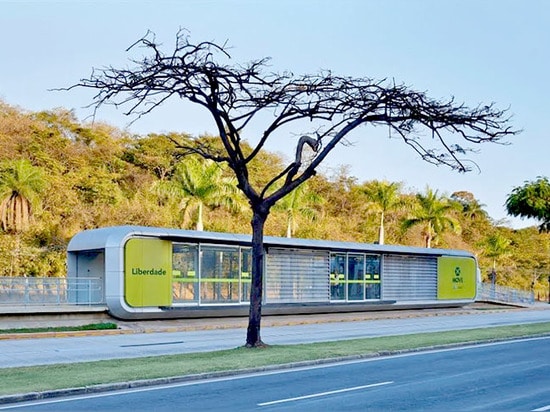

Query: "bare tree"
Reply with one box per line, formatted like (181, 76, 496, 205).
(70, 30, 518, 347)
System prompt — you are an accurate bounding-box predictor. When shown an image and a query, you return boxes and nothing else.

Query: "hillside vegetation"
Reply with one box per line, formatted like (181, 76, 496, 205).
(0, 101, 548, 299)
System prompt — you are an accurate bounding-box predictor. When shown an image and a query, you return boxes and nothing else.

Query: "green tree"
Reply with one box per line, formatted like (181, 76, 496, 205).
(360, 180, 405, 245)
(0, 159, 46, 233)
(451, 191, 488, 221)
(449, 190, 493, 248)
(402, 188, 461, 248)
(167, 157, 244, 231)
(505, 176, 550, 232)
(274, 183, 323, 238)
(123, 133, 183, 180)
(500, 227, 548, 291)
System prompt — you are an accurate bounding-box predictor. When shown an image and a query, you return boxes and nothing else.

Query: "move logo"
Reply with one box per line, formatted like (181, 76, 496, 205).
(452, 266, 464, 284)
(131, 267, 167, 276)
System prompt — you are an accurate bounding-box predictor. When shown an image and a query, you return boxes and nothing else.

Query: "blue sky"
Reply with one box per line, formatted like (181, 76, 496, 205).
(1, 0, 548, 228)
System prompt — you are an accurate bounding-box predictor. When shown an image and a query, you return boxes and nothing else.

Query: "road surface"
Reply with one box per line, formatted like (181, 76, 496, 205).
(3, 336, 549, 411)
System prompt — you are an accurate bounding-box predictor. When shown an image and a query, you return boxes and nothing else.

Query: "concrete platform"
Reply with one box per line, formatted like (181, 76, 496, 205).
(1, 302, 547, 338)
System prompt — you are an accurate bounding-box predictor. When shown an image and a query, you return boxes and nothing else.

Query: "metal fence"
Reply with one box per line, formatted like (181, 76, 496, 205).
(0, 277, 536, 307)
(0, 277, 104, 306)
(477, 282, 535, 306)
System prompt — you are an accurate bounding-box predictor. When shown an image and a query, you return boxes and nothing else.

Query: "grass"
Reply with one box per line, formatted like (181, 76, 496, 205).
(1, 322, 549, 396)
(0, 322, 118, 334)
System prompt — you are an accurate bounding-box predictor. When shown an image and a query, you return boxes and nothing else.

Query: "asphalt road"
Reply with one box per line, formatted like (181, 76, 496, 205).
(1, 308, 550, 368)
(3, 336, 549, 411)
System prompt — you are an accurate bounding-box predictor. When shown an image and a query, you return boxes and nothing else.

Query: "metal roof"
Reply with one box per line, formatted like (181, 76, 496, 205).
(67, 225, 474, 258)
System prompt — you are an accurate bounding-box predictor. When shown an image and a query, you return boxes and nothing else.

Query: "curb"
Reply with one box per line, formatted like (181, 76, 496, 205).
(1, 333, 549, 406)
(0, 329, 134, 340)
(0, 306, 517, 340)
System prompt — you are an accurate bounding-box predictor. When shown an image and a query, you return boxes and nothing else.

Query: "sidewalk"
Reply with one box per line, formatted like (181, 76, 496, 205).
(1, 302, 548, 340)
(2, 304, 550, 370)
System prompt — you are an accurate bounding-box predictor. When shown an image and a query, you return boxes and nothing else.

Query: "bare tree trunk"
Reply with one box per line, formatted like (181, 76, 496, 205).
(286, 217, 292, 238)
(378, 212, 385, 245)
(246, 207, 269, 347)
(196, 202, 204, 231)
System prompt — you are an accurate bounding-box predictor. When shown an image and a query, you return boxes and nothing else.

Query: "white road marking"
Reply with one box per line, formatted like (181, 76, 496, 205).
(257, 381, 394, 406)
(2, 337, 549, 409)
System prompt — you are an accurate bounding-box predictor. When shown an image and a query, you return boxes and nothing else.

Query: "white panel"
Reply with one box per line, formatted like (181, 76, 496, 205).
(265, 248, 330, 303)
(382, 255, 437, 300)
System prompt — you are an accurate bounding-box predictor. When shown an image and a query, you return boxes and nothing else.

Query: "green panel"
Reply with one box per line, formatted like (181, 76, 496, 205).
(437, 256, 477, 300)
(124, 238, 173, 307)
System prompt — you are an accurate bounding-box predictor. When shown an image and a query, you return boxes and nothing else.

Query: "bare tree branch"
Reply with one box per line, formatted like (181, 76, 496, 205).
(68, 30, 519, 347)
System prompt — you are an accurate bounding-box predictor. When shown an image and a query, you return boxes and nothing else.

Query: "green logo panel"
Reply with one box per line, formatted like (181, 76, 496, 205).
(437, 256, 476, 299)
(124, 238, 173, 307)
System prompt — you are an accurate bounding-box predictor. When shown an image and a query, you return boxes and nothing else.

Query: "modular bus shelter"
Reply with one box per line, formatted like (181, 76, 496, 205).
(67, 225, 478, 319)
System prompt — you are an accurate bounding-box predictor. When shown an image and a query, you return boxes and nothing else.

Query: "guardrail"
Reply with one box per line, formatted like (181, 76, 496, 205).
(0, 277, 104, 305)
(476, 282, 535, 306)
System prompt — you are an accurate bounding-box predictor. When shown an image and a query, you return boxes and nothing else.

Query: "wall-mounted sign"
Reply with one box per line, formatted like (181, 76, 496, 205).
(437, 256, 476, 299)
(124, 238, 172, 307)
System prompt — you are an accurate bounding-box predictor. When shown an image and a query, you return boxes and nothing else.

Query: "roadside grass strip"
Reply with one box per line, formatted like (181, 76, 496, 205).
(1, 322, 549, 397)
(0, 323, 118, 335)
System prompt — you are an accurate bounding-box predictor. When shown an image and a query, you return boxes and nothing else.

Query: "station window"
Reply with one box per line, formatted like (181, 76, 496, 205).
(330, 252, 381, 301)
(348, 254, 365, 300)
(173, 244, 252, 305)
(172, 244, 199, 303)
(241, 248, 252, 302)
(330, 253, 346, 300)
(365, 255, 381, 299)
(200, 246, 240, 303)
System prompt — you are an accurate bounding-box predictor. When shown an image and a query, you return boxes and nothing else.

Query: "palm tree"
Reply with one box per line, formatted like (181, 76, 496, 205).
(401, 188, 461, 248)
(480, 232, 511, 284)
(451, 190, 488, 221)
(360, 180, 405, 245)
(0, 159, 46, 277)
(0, 159, 46, 233)
(275, 183, 323, 238)
(168, 157, 244, 231)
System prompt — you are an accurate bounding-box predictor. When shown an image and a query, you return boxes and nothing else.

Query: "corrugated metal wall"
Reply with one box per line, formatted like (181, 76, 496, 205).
(265, 248, 330, 303)
(382, 255, 437, 300)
